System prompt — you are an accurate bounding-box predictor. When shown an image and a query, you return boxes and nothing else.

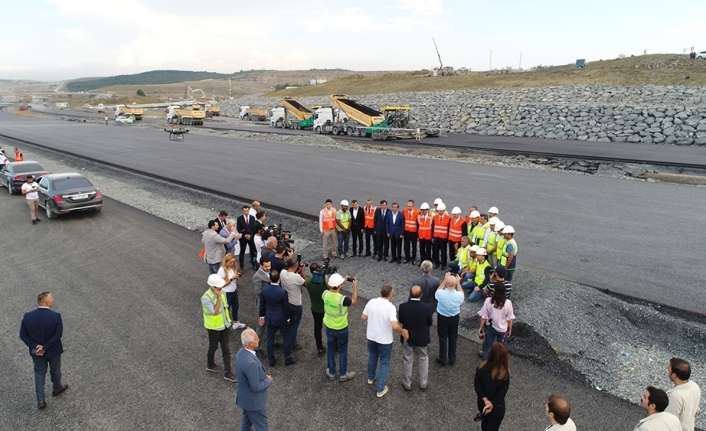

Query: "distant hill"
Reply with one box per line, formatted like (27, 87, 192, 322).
(66, 70, 245, 92)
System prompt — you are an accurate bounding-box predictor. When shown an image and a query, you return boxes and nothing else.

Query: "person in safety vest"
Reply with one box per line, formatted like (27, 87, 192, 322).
(14, 147, 24, 162)
(449, 236, 472, 275)
(417, 203, 433, 263)
(484, 217, 501, 267)
(431, 203, 450, 269)
(323, 273, 358, 383)
(463, 248, 493, 302)
(201, 274, 237, 383)
(430, 198, 443, 217)
(447, 207, 467, 263)
(363, 199, 377, 257)
(487, 206, 499, 221)
(319, 199, 338, 259)
(467, 211, 482, 245)
(403, 200, 420, 264)
(493, 222, 506, 269)
(465, 205, 478, 224)
(336, 200, 351, 259)
(501, 225, 518, 281)
(460, 245, 479, 286)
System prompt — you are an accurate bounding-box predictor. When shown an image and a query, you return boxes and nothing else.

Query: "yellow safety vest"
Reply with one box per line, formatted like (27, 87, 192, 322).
(501, 238, 518, 267)
(457, 246, 472, 268)
(336, 210, 351, 231)
(495, 235, 506, 260)
(322, 290, 348, 330)
(202, 289, 231, 330)
(478, 223, 490, 247)
(474, 260, 491, 286)
(486, 230, 497, 254)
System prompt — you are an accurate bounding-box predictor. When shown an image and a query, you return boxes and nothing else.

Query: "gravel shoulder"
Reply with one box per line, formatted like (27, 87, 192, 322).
(2, 129, 704, 429)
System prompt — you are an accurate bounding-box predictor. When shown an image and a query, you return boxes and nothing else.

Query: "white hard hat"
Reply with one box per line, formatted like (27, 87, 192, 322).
(451, 206, 462, 215)
(207, 274, 226, 288)
(470, 245, 479, 252)
(494, 221, 506, 232)
(476, 248, 487, 256)
(488, 206, 499, 214)
(433, 198, 443, 205)
(328, 273, 345, 287)
(437, 203, 447, 211)
(340, 200, 349, 206)
(489, 216, 500, 225)
(503, 225, 515, 234)
(420, 202, 430, 210)
(470, 210, 480, 218)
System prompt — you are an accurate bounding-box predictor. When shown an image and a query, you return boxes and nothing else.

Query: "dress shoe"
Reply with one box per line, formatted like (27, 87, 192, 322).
(397, 258, 402, 264)
(403, 259, 411, 264)
(377, 257, 382, 262)
(317, 348, 326, 357)
(35, 218, 41, 223)
(292, 343, 301, 351)
(364, 253, 371, 257)
(435, 357, 446, 366)
(285, 357, 298, 366)
(434, 263, 440, 269)
(269, 360, 276, 367)
(52, 384, 68, 397)
(389, 259, 397, 264)
(37, 400, 46, 409)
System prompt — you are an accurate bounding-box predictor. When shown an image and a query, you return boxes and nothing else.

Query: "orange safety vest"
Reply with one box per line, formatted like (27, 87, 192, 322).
(321, 208, 336, 230)
(448, 217, 465, 242)
(432, 214, 450, 239)
(363, 206, 376, 229)
(417, 214, 432, 240)
(465, 214, 471, 224)
(14, 151, 23, 162)
(403, 208, 420, 232)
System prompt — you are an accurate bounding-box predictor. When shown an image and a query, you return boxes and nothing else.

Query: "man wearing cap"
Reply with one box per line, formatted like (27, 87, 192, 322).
(336, 200, 351, 259)
(403, 200, 420, 264)
(417, 203, 433, 263)
(463, 248, 493, 302)
(386, 202, 405, 264)
(319, 199, 338, 259)
(363, 199, 377, 257)
(323, 273, 358, 382)
(349, 200, 365, 257)
(447, 207, 467, 263)
(431, 203, 450, 269)
(373, 200, 390, 262)
(501, 226, 518, 281)
(434, 273, 465, 366)
(201, 274, 237, 383)
(259, 270, 296, 367)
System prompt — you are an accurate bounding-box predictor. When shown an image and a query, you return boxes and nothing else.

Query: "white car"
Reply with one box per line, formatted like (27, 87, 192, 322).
(115, 115, 134, 124)
(697, 51, 706, 60)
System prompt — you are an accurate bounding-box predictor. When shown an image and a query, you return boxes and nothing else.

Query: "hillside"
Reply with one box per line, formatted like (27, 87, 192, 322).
(66, 70, 244, 92)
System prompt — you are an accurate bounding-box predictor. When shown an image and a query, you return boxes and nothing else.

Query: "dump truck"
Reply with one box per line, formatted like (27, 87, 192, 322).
(115, 105, 144, 121)
(270, 97, 317, 129)
(205, 105, 221, 118)
(166, 106, 205, 125)
(239, 106, 268, 121)
(311, 106, 351, 135)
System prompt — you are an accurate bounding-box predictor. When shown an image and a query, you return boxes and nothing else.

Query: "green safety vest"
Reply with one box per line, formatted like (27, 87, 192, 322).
(495, 235, 506, 260)
(336, 210, 351, 232)
(477, 223, 490, 247)
(501, 238, 518, 266)
(202, 289, 231, 330)
(457, 246, 472, 268)
(474, 260, 491, 286)
(472, 224, 484, 246)
(485, 230, 497, 254)
(322, 290, 348, 330)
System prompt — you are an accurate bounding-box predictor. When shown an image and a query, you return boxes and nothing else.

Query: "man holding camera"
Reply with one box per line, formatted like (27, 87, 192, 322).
(281, 258, 307, 350)
(323, 273, 357, 382)
(305, 263, 328, 356)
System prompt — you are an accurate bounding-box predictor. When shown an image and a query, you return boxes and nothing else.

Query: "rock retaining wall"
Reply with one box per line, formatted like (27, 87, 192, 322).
(218, 85, 706, 145)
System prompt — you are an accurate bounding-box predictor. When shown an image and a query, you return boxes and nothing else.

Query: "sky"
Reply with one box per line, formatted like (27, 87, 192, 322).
(1, 0, 705, 81)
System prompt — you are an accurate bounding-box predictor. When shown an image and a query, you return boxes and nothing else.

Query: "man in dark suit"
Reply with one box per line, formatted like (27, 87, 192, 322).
(386, 202, 405, 264)
(399, 285, 432, 390)
(412, 260, 441, 317)
(349, 199, 365, 257)
(211, 210, 228, 232)
(258, 270, 296, 367)
(373, 200, 390, 261)
(236, 328, 273, 431)
(237, 205, 258, 270)
(19, 292, 68, 409)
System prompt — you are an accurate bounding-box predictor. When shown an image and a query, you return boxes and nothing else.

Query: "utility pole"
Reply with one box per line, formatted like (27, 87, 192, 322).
(490, 50, 492, 70)
(184, 83, 187, 100)
(519, 52, 522, 70)
(229, 78, 232, 98)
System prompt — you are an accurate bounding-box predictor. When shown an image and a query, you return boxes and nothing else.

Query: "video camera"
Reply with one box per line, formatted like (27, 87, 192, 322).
(263, 223, 294, 247)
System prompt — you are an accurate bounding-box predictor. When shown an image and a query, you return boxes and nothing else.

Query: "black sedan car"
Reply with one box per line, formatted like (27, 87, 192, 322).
(1, 161, 49, 194)
(36, 173, 103, 218)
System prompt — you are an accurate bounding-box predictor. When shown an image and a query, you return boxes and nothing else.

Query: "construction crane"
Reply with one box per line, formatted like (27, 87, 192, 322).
(433, 37, 443, 70)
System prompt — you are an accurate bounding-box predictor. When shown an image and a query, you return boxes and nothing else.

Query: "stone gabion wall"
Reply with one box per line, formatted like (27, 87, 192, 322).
(218, 85, 706, 145)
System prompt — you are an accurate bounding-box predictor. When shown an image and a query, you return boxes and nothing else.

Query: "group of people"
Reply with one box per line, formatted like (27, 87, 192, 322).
(0, 146, 43, 224)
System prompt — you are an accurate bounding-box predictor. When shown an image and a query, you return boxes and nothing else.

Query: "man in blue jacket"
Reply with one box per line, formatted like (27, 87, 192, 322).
(386, 202, 405, 264)
(19, 291, 68, 409)
(236, 328, 273, 431)
(258, 270, 296, 367)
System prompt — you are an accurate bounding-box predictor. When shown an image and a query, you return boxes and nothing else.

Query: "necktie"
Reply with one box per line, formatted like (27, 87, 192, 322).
(245, 217, 248, 227)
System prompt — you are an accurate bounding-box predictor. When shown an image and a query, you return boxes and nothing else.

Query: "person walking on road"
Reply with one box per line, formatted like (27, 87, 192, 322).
(319, 199, 338, 259)
(201, 274, 237, 383)
(323, 273, 357, 382)
(236, 328, 273, 431)
(666, 357, 701, 431)
(22, 175, 41, 225)
(635, 386, 681, 431)
(20, 291, 69, 409)
(399, 285, 432, 391)
(361, 284, 409, 398)
(474, 343, 510, 431)
(434, 273, 464, 366)
(544, 394, 576, 430)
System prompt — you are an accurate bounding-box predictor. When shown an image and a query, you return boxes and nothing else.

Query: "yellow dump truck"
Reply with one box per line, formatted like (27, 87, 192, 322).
(239, 106, 268, 121)
(115, 105, 144, 121)
(166, 106, 205, 125)
(270, 97, 316, 129)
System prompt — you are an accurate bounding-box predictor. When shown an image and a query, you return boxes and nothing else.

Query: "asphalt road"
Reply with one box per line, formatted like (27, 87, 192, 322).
(0, 111, 704, 313)
(0, 192, 644, 430)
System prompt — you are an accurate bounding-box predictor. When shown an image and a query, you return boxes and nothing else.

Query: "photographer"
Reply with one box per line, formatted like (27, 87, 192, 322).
(270, 243, 292, 273)
(21, 175, 41, 224)
(304, 263, 328, 356)
(281, 258, 307, 350)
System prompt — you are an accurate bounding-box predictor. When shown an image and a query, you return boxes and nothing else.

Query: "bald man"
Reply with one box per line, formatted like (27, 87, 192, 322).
(399, 285, 432, 390)
(545, 395, 576, 430)
(434, 273, 464, 366)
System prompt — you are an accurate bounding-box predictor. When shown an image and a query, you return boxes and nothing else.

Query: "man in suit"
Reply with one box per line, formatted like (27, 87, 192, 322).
(412, 260, 441, 318)
(386, 202, 405, 264)
(19, 291, 68, 409)
(211, 210, 228, 232)
(237, 205, 258, 270)
(258, 270, 296, 367)
(236, 328, 273, 431)
(349, 199, 365, 257)
(399, 285, 432, 390)
(373, 200, 390, 261)
(251, 256, 271, 358)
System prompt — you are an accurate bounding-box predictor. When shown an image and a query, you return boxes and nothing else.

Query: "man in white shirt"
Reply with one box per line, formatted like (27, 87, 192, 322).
(634, 386, 681, 431)
(544, 394, 576, 430)
(21, 175, 41, 225)
(280, 258, 307, 349)
(361, 284, 408, 398)
(666, 357, 701, 431)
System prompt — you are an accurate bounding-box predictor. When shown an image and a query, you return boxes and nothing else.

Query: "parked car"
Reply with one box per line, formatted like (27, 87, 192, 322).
(1, 161, 49, 194)
(115, 115, 134, 124)
(697, 51, 706, 60)
(36, 173, 103, 219)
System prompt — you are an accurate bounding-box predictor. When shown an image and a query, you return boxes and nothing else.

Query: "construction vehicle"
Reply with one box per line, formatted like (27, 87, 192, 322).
(311, 106, 350, 135)
(115, 105, 144, 121)
(205, 105, 221, 118)
(239, 106, 268, 121)
(329, 95, 428, 139)
(270, 97, 318, 130)
(96, 103, 106, 113)
(166, 106, 205, 125)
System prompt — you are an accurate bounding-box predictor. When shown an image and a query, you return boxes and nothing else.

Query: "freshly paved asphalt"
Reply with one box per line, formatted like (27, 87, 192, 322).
(0, 193, 644, 430)
(0, 111, 704, 313)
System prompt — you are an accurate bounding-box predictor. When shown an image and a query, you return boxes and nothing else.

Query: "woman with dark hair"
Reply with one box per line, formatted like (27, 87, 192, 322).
(474, 343, 510, 431)
(478, 281, 515, 360)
